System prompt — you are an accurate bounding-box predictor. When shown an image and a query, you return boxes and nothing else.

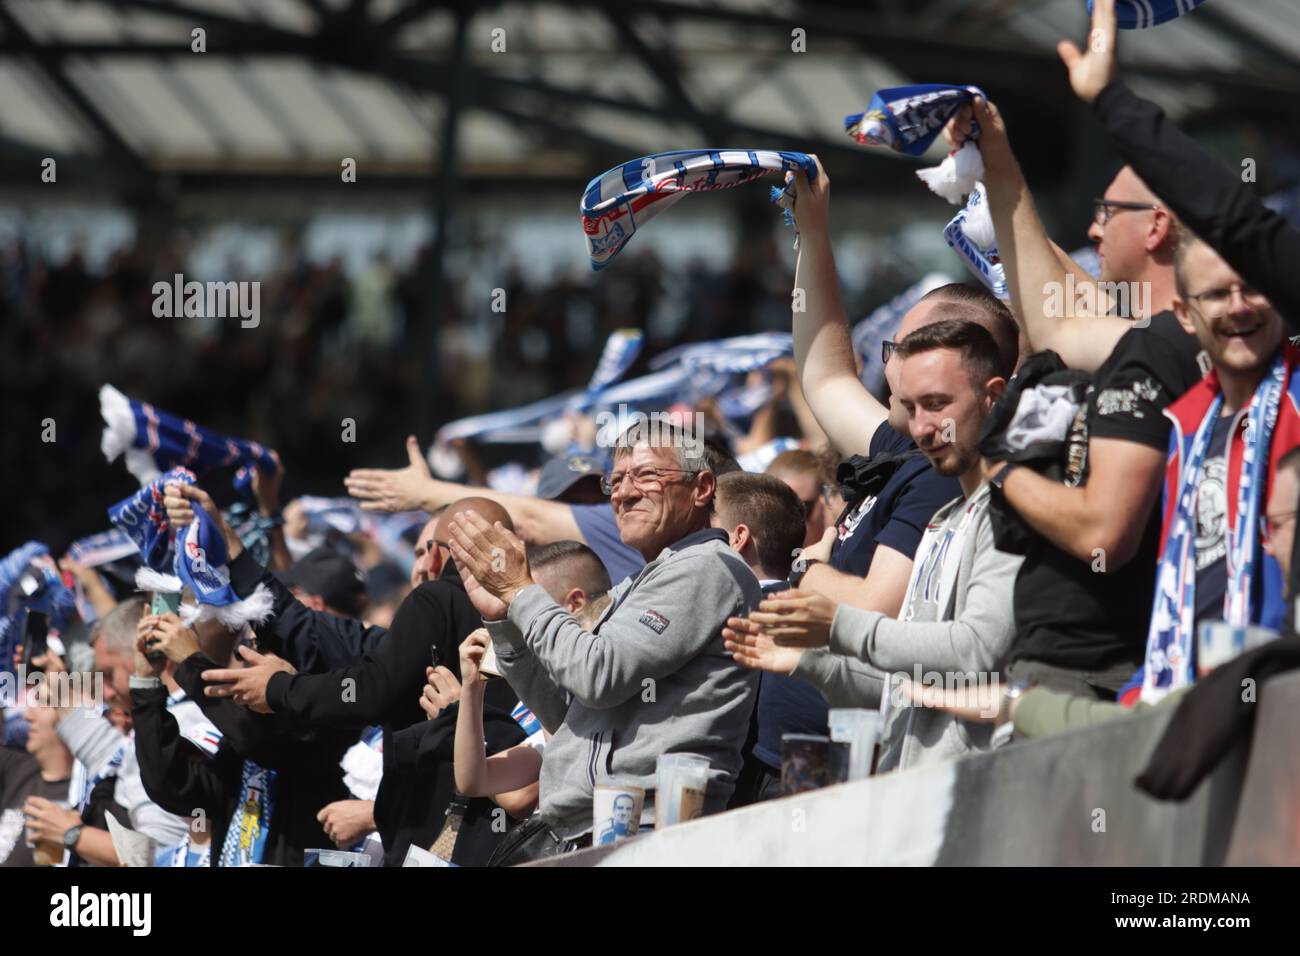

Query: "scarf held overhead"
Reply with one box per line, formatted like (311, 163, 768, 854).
(100, 384, 277, 495)
(580, 150, 817, 270)
(845, 84, 986, 204)
(1089, 0, 1207, 30)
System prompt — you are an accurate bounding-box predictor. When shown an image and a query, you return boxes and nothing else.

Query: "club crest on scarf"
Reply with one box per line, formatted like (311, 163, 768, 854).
(1088, 0, 1207, 30)
(845, 84, 986, 204)
(1140, 353, 1285, 703)
(580, 150, 817, 270)
(108, 467, 273, 629)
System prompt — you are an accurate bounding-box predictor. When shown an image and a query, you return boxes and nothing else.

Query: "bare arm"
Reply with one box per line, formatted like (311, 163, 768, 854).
(799, 544, 912, 616)
(965, 99, 1131, 372)
(345, 436, 583, 544)
(998, 437, 1164, 567)
(790, 161, 890, 456)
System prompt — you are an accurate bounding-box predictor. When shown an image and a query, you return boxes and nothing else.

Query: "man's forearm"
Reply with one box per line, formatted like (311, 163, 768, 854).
(416, 479, 581, 545)
(1000, 468, 1130, 566)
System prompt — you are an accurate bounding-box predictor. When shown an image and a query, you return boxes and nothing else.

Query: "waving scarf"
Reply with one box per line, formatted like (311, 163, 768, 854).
(1090, 0, 1207, 29)
(108, 468, 272, 628)
(0, 543, 76, 679)
(581, 150, 817, 270)
(845, 84, 985, 203)
(1140, 353, 1285, 703)
(100, 385, 276, 496)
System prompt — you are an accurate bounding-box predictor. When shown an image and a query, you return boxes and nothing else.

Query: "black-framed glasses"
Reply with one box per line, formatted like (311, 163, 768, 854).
(1092, 198, 1161, 226)
(881, 340, 899, 365)
(600, 465, 697, 496)
(1260, 511, 1297, 543)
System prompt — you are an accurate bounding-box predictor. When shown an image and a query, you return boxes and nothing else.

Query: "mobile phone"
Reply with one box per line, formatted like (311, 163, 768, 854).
(146, 592, 182, 661)
(21, 611, 49, 672)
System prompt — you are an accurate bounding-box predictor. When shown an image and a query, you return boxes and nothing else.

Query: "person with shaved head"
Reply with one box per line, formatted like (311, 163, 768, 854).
(163, 486, 522, 863)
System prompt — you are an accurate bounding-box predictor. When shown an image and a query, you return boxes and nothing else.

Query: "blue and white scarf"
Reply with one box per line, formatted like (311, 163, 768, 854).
(219, 761, 277, 867)
(68, 530, 138, 568)
(736, 437, 802, 474)
(99, 384, 277, 495)
(174, 500, 274, 628)
(580, 150, 817, 270)
(1140, 354, 1284, 703)
(943, 182, 1008, 299)
(109, 468, 273, 628)
(845, 84, 986, 203)
(158, 835, 211, 868)
(1090, 0, 1207, 29)
(108, 467, 196, 576)
(0, 543, 76, 679)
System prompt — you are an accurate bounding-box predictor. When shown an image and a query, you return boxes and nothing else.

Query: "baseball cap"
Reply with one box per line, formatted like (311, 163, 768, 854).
(278, 548, 367, 616)
(536, 455, 607, 501)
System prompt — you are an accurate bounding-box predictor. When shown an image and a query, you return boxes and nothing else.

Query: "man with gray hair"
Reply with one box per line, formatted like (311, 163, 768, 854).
(43, 597, 192, 862)
(446, 421, 762, 863)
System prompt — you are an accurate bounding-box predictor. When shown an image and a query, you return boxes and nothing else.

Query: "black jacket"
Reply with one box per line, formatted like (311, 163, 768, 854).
(377, 702, 526, 867)
(1094, 81, 1300, 329)
(264, 561, 517, 733)
(132, 654, 353, 867)
(229, 550, 387, 674)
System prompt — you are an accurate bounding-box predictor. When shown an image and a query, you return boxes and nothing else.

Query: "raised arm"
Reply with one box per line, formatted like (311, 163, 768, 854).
(965, 97, 1131, 372)
(789, 160, 891, 457)
(1060, 0, 1300, 323)
(345, 435, 582, 544)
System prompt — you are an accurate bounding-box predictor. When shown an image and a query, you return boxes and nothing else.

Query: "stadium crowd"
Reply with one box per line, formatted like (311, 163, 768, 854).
(3, 0, 1300, 867)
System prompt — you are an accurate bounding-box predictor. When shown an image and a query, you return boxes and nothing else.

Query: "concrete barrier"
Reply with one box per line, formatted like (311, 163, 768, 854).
(531, 672, 1300, 866)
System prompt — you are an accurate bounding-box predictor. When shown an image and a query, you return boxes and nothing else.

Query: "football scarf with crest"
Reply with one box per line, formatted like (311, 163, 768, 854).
(581, 150, 817, 269)
(1140, 353, 1285, 703)
(845, 84, 986, 204)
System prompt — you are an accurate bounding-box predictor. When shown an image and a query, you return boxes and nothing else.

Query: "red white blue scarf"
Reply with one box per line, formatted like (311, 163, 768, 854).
(1140, 354, 1285, 703)
(581, 150, 816, 270)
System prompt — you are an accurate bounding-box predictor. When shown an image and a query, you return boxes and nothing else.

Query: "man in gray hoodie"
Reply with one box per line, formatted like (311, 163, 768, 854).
(447, 421, 762, 847)
(726, 319, 1024, 771)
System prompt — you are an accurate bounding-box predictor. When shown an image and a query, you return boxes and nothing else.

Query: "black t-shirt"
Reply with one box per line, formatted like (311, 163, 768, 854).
(1010, 311, 1206, 671)
(0, 747, 71, 867)
(1193, 413, 1234, 626)
(754, 423, 960, 769)
(829, 424, 963, 575)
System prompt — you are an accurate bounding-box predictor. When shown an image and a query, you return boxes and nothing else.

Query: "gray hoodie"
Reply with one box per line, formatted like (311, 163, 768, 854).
(792, 483, 1024, 771)
(486, 527, 761, 839)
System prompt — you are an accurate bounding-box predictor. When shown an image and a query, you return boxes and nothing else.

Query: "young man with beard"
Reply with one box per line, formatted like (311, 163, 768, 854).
(726, 318, 1023, 771)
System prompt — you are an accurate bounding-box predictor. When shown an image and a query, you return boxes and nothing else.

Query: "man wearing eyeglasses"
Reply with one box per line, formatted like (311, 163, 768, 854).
(1122, 235, 1300, 704)
(942, 68, 1209, 698)
(445, 422, 762, 857)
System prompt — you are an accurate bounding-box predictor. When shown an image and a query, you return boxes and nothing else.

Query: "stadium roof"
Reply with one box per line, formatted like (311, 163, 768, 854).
(1, 0, 1298, 196)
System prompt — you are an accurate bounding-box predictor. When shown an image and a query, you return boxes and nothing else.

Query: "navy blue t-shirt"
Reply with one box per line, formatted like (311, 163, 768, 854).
(753, 423, 961, 769)
(571, 503, 645, 587)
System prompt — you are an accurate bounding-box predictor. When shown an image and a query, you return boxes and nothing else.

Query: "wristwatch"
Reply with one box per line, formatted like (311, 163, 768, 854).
(789, 558, 821, 590)
(997, 680, 1032, 726)
(62, 824, 83, 850)
(989, 463, 1019, 491)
